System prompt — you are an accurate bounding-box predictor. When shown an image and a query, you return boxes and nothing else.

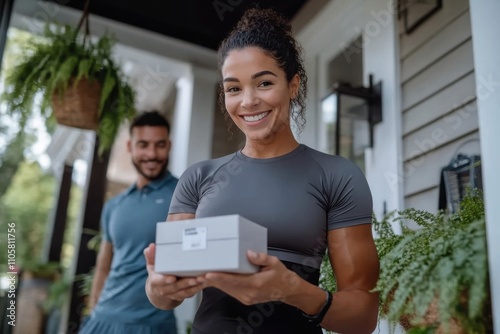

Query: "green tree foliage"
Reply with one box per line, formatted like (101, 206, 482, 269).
(0, 159, 83, 274)
(0, 128, 29, 198)
(0, 161, 56, 271)
(0, 28, 37, 197)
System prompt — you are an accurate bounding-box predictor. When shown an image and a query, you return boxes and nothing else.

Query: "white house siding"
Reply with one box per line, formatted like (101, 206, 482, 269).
(399, 0, 480, 213)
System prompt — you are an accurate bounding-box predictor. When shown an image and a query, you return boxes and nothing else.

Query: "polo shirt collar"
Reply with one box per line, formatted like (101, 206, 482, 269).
(124, 171, 174, 195)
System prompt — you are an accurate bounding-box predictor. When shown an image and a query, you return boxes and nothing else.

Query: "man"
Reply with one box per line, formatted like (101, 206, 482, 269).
(80, 111, 178, 334)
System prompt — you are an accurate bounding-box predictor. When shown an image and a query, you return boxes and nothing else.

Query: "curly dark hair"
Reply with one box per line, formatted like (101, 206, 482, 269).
(217, 7, 308, 136)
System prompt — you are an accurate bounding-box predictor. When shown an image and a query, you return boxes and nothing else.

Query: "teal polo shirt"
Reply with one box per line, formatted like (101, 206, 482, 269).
(93, 172, 178, 327)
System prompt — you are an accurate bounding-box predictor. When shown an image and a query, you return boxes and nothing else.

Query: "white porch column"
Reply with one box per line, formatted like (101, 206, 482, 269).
(167, 65, 217, 333)
(170, 65, 218, 178)
(186, 66, 218, 167)
(170, 75, 193, 178)
(469, 1, 500, 332)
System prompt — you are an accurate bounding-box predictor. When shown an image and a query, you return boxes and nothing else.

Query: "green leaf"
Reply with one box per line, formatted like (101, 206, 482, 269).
(57, 55, 79, 86)
(76, 58, 92, 81)
(98, 68, 116, 114)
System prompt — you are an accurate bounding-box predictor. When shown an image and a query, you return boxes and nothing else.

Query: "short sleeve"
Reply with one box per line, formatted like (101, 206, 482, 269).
(100, 201, 113, 242)
(168, 164, 200, 214)
(327, 158, 373, 230)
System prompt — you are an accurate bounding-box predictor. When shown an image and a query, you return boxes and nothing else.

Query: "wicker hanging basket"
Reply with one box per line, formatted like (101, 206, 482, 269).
(52, 78, 102, 130)
(51, 0, 101, 130)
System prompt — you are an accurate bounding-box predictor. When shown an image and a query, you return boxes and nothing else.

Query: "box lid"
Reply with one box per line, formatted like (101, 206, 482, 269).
(156, 214, 263, 244)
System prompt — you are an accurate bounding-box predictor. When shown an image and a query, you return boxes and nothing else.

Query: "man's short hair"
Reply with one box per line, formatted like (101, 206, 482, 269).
(129, 111, 170, 135)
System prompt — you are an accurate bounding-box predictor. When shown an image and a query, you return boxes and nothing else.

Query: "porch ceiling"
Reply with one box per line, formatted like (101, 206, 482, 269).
(47, 0, 309, 50)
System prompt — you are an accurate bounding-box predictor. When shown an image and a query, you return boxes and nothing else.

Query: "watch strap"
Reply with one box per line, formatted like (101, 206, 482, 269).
(302, 289, 333, 326)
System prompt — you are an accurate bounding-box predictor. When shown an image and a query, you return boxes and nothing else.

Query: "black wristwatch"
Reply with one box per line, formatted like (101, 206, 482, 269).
(302, 289, 333, 326)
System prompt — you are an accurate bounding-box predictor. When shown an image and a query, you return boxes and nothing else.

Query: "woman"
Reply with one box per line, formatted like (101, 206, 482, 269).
(144, 8, 379, 334)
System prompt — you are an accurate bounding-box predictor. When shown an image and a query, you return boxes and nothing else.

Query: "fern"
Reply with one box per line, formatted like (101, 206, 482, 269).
(1, 23, 136, 153)
(374, 189, 490, 333)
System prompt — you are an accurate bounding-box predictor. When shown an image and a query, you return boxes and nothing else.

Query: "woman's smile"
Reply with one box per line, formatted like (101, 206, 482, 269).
(242, 111, 270, 123)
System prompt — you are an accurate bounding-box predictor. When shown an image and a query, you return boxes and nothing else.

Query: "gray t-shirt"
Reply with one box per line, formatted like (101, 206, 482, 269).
(170, 144, 373, 334)
(170, 144, 372, 269)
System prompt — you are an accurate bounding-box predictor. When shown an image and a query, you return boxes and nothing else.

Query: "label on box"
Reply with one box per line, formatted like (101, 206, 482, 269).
(182, 227, 207, 251)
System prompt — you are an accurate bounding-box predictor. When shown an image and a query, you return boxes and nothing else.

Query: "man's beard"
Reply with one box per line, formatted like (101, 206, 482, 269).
(132, 158, 169, 181)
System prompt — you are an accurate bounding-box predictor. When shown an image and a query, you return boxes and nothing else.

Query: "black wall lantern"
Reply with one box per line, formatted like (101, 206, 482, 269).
(321, 74, 382, 166)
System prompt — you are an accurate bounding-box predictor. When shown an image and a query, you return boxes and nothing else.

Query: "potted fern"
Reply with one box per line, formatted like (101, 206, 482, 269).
(375, 190, 492, 333)
(1, 6, 135, 153)
(319, 191, 491, 333)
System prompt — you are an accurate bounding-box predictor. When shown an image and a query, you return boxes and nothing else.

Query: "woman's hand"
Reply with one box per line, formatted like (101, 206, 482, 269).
(144, 243, 205, 310)
(198, 250, 302, 305)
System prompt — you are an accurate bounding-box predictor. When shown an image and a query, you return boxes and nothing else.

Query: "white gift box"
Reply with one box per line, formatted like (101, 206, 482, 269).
(155, 214, 268, 277)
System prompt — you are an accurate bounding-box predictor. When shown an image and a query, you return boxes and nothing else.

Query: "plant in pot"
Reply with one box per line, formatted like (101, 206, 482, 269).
(375, 189, 491, 333)
(1, 3, 135, 154)
(320, 192, 491, 333)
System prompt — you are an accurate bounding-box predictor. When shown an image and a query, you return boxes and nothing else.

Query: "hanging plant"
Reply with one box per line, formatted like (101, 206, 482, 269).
(1, 0, 135, 153)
